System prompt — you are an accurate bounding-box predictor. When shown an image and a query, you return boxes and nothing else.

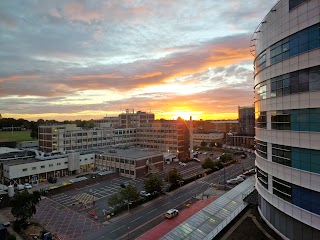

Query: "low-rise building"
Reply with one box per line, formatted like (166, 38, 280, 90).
(95, 147, 163, 179)
(0, 148, 94, 185)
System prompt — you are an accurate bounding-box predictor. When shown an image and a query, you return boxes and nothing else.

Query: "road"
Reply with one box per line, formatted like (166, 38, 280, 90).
(88, 155, 255, 240)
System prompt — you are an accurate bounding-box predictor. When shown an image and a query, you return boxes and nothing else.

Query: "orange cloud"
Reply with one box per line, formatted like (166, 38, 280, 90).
(0, 74, 41, 82)
(132, 72, 162, 79)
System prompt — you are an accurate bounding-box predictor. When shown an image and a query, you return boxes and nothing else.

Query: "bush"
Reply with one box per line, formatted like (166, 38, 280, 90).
(6, 234, 16, 240)
(47, 177, 57, 184)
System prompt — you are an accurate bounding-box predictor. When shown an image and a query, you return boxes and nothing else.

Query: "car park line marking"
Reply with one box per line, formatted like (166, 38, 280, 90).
(147, 208, 157, 214)
(110, 225, 125, 233)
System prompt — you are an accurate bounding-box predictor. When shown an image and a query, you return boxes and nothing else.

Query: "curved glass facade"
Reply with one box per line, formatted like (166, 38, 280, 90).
(253, 0, 320, 239)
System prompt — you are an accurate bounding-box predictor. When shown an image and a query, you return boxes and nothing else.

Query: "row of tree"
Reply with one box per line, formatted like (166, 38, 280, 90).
(0, 118, 95, 139)
(107, 175, 164, 209)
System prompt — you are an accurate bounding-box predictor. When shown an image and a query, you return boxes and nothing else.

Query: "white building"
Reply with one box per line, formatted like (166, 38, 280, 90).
(252, 0, 320, 239)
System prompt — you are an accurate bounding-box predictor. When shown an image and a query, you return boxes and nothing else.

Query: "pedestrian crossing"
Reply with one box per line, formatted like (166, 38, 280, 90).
(73, 193, 97, 205)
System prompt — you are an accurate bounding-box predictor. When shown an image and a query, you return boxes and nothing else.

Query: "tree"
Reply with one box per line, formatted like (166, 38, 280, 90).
(119, 183, 140, 203)
(202, 158, 214, 170)
(10, 191, 41, 223)
(143, 174, 164, 194)
(167, 168, 183, 185)
(107, 193, 123, 208)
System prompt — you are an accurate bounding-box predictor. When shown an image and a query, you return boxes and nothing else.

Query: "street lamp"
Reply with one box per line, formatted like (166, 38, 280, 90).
(177, 180, 183, 188)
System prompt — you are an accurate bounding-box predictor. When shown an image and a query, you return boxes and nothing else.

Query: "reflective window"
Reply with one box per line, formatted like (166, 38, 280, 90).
(255, 81, 267, 101)
(254, 51, 266, 73)
(271, 110, 291, 130)
(272, 144, 291, 166)
(256, 140, 267, 159)
(269, 23, 320, 65)
(289, 0, 307, 10)
(257, 167, 268, 189)
(255, 111, 266, 129)
(273, 177, 292, 203)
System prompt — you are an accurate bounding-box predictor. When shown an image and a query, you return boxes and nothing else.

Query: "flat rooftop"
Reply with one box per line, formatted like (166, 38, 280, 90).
(0, 147, 23, 154)
(96, 147, 163, 160)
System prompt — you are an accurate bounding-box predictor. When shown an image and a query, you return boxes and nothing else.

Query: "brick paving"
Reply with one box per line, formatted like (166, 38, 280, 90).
(0, 197, 103, 240)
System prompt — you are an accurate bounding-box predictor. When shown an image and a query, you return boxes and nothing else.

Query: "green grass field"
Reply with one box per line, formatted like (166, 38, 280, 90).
(0, 130, 33, 142)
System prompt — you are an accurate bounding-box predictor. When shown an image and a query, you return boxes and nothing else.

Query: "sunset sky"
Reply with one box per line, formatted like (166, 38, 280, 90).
(0, 0, 278, 121)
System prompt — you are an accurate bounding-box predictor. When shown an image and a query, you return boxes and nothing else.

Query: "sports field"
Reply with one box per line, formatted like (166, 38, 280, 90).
(0, 130, 33, 142)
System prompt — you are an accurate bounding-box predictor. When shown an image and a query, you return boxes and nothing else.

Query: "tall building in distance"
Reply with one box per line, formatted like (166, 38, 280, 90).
(238, 106, 255, 136)
(252, 0, 320, 239)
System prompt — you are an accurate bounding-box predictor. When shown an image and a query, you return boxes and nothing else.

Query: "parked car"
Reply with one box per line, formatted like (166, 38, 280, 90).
(140, 191, 151, 198)
(238, 174, 246, 179)
(179, 162, 187, 166)
(24, 183, 32, 189)
(17, 184, 25, 190)
(193, 158, 201, 162)
(165, 209, 179, 219)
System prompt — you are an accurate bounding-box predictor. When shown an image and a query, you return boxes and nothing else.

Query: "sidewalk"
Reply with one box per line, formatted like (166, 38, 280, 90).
(0, 211, 23, 240)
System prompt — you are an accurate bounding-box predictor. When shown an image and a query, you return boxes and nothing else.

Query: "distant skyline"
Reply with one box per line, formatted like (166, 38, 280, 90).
(0, 0, 278, 121)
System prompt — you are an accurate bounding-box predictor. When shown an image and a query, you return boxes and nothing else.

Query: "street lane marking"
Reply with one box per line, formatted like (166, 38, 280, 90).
(146, 208, 157, 214)
(131, 216, 142, 223)
(161, 202, 170, 207)
(110, 225, 124, 233)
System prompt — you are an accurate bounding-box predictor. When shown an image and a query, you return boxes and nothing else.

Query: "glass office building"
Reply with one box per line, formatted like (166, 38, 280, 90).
(252, 0, 320, 239)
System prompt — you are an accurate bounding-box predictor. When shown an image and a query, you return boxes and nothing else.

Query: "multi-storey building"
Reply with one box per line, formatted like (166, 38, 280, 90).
(39, 124, 137, 153)
(39, 118, 190, 159)
(192, 132, 224, 146)
(119, 109, 155, 128)
(252, 0, 320, 239)
(193, 120, 239, 133)
(94, 116, 120, 128)
(137, 119, 190, 159)
(238, 106, 255, 136)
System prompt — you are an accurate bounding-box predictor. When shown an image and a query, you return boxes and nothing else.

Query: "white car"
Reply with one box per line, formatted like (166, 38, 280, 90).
(227, 176, 244, 185)
(179, 162, 187, 166)
(24, 183, 32, 189)
(140, 191, 151, 197)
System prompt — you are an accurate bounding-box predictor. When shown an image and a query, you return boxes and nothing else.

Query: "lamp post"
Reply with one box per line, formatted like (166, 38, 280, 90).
(223, 162, 226, 190)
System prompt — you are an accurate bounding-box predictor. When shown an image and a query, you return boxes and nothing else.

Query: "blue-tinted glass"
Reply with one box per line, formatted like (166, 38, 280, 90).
(275, 46, 282, 55)
(309, 122, 320, 132)
(309, 80, 320, 91)
(310, 113, 320, 122)
(299, 113, 310, 122)
(283, 87, 290, 95)
(299, 122, 309, 131)
(309, 29, 319, 40)
(300, 161, 311, 171)
(298, 33, 308, 44)
(308, 39, 320, 50)
(283, 78, 290, 87)
(308, 24, 319, 33)
(291, 122, 300, 131)
(271, 81, 277, 90)
(282, 51, 290, 60)
(311, 108, 320, 114)
(299, 109, 310, 114)
(270, 57, 276, 65)
(299, 42, 308, 53)
(311, 163, 320, 174)
(277, 80, 283, 88)
(290, 35, 299, 47)
(271, 49, 276, 57)
(282, 42, 289, 52)
(289, 47, 299, 56)
(275, 54, 282, 63)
